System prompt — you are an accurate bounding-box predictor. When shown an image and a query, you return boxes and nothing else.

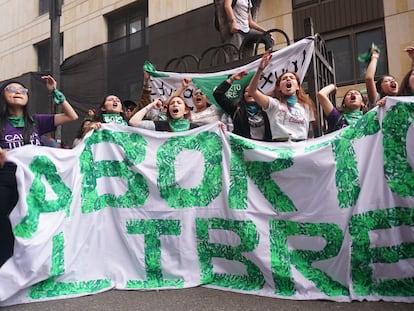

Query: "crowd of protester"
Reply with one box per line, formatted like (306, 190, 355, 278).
(0, 0, 413, 270)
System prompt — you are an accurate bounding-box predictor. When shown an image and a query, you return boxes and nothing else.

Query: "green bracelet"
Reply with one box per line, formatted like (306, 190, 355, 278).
(52, 88, 66, 105)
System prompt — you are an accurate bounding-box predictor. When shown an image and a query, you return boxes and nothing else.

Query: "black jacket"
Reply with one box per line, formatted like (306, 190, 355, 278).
(213, 80, 272, 141)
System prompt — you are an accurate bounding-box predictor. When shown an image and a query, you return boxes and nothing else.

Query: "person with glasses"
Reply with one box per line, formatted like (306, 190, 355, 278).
(0, 75, 78, 268)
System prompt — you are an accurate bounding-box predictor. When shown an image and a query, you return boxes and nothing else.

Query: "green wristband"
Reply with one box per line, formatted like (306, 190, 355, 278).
(52, 88, 66, 105)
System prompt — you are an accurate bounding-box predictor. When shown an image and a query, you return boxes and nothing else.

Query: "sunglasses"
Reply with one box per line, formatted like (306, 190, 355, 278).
(5, 86, 29, 94)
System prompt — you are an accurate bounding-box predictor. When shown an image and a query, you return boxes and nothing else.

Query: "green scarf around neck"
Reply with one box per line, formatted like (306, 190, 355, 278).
(7, 116, 25, 128)
(343, 110, 363, 126)
(168, 119, 190, 132)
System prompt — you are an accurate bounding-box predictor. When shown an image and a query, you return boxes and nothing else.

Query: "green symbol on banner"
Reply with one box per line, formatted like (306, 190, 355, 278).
(270, 220, 348, 296)
(14, 156, 73, 238)
(350, 207, 414, 296)
(80, 129, 149, 212)
(382, 102, 414, 197)
(126, 219, 184, 289)
(228, 135, 295, 211)
(331, 110, 380, 208)
(196, 217, 264, 290)
(157, 131, 222, 208)
(29, 232, 112, 299)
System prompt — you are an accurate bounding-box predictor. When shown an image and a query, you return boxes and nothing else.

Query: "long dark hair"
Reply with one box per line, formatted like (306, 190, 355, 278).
(0, 81, 35, 145)
(398, 69, 414, 96)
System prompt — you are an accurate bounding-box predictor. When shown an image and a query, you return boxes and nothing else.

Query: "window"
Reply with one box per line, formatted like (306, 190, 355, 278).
(39, 0, 49, 15)
(39, 0, 64, 16)
(325, 27, 387, 85)
(107, 5, 148, 54)
(35, 36, 63, 72)
(36, 40, 50, 72)
(292, 0, 320, 8)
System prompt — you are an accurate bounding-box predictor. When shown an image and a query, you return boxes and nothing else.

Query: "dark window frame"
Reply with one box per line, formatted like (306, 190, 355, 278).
(292, 0, 320, 9)
(39, 0, 49, 15)
(34, 35, 64, 72)
(323, 23, 387, 86)
(106, 2, 148, 53)
(39, 0, 64, 16)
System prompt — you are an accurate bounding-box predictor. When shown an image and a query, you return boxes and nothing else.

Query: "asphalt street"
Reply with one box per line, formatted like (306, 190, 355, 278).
(1, 287, 412, 311)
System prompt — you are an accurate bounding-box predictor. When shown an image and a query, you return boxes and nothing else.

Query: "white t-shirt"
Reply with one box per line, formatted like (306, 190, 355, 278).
(264, 97, 314, 141)
(191, 105, 223, 126)
(233, 0, 251, 33)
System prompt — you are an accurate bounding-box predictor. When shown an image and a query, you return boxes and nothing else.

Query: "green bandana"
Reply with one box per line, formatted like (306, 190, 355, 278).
(246, 103, 259, 117)
(102, 114, 127, 125)
(168, 119, 190, 132)
(7, 116, 25, 128)
(52, 88, 66, 105)
(285, 95, 297, 108)
(343, 110, 363, 126)
(358, 44, 381, 63)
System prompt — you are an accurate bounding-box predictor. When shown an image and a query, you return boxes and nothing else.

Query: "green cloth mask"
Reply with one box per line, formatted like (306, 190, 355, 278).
(168, 119, 190, 132)
(343, 110, 363, 126)
(7, 116, 25, 128)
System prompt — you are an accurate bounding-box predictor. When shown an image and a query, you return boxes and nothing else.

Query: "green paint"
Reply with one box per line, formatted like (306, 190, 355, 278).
(382, 102, 414, 197)
(29, 232, 111, 299)
(14, 156, 73, 238)
(269, 220, 348, 296)
(349, 206, 414, 296)
(80, 130, 149, 213)
(126, 219, 183, 289)
(331, 110, 380, 208)
(196, 217, 264, 290)
(228, 135, 295, 211)
(157, 132, 222, 208)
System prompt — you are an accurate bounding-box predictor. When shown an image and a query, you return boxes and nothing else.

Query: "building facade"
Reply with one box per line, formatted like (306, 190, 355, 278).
(0, 0, 413, 144)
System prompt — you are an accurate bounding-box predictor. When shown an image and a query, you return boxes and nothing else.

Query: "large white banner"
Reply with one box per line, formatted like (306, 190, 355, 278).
(0, 97, 414, 306)
(145, 36, 315, 108)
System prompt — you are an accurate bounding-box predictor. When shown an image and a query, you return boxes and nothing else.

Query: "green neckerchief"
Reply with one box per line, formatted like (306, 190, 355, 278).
(246, 103, 259, 117)
(102, 113, 127, 125)
(343, 110, 363, 126)
(285, 95, 297, 108)
(7, 116, 25, 128)
(168, 119, 190, 132)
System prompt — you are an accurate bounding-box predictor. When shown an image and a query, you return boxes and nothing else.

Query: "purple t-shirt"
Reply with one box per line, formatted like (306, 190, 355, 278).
(1, 114, 56, 150)
(326, 108, 346, 132)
